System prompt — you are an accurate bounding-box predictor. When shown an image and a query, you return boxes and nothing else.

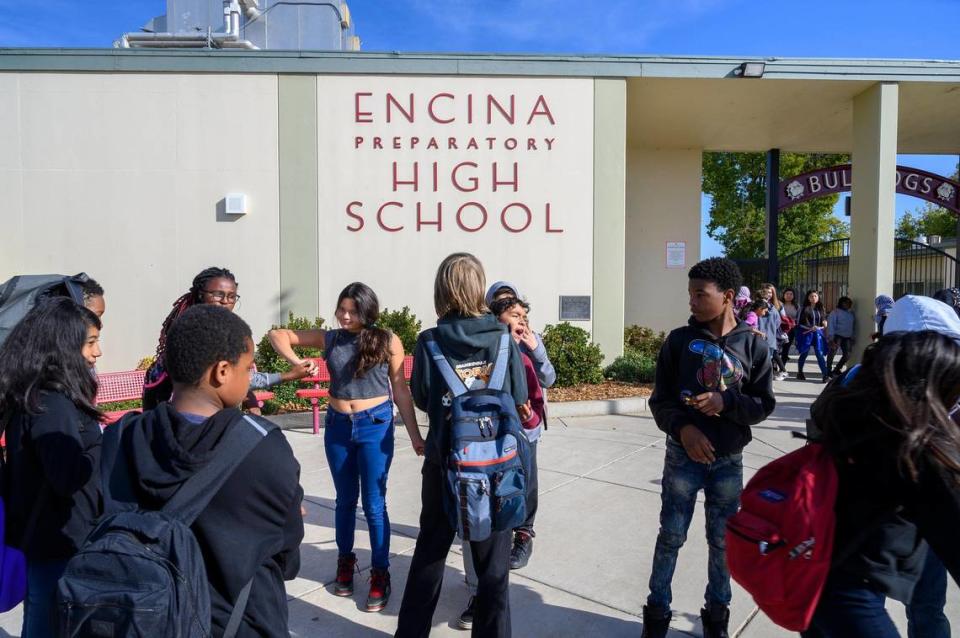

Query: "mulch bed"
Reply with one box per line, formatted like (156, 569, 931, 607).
(548, 381, 653, 402)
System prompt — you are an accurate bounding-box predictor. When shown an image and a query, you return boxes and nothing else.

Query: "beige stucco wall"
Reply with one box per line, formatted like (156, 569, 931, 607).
(0, 73, 281, 372)
(624, 148, 702, 332)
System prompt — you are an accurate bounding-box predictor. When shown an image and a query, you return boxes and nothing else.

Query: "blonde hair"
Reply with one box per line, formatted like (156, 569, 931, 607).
(434, 253, 487, 318)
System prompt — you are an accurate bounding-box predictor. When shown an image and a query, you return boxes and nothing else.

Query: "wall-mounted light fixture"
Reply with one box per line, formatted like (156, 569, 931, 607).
(734, 62, 766, 78)
(224, 193, 248, 216)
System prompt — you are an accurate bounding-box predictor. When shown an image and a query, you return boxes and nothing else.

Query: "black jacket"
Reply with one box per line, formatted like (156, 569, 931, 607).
(4, 391, 102, 561)
(410, 313, 528, 464)
(115, 405, 304, 637)
(649, 318, 775, 457)
(820, 399, 960, 602)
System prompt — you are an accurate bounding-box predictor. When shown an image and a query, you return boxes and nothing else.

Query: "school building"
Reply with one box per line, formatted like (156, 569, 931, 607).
(3, 46, 960, 371)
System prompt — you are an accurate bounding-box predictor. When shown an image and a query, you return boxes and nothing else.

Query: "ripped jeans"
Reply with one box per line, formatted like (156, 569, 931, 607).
(325, 400, 395, 569)
(646, 437, 743, 611)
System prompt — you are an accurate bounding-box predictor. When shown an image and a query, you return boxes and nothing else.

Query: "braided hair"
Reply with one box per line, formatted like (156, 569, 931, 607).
(144, 267, 237, 389)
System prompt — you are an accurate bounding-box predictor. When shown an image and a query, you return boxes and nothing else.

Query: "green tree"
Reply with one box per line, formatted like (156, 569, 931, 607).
(896, 203, 958, 240)
(702, 152, 850, 259)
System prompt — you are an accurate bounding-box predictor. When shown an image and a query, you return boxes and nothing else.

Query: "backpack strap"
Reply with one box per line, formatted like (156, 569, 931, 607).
(222, 578, 253, 638)
(161, 415, 276, 525)
(486, 333, 511, 392)
(424, 333, 470, 397)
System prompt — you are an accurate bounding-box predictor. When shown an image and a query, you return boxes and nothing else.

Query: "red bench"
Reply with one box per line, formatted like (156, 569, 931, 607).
(296, 356, 414, 435)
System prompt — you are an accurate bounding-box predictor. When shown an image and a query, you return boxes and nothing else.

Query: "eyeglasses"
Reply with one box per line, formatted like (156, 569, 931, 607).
(203, 290, 240, 303)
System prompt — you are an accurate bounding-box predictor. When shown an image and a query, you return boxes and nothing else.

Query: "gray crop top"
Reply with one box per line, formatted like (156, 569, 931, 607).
(324, 329, 392, 399)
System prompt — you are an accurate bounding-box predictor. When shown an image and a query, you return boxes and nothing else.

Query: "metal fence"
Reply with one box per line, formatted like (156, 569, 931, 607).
(767, 238, 958, 311)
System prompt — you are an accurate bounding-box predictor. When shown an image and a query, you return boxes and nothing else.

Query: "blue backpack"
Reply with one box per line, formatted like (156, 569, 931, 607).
(57, 413, 274, 638)
(425, 332, 531, 541)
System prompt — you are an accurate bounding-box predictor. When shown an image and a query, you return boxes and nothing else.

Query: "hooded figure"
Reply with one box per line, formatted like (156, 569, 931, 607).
(874, 294, 895, 335)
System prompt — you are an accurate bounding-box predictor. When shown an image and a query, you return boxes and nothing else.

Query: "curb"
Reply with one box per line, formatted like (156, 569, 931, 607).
(268, 397, 649, 430)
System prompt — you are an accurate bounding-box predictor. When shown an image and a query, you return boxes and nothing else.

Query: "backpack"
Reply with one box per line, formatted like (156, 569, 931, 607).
(725, 367, 857, 631)
(57, 413, 276, 638)
(425, 332, 531, 542)
(0, 273, 90, 347)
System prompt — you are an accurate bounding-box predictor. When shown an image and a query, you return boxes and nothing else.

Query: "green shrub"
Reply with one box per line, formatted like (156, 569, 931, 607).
(541, 322, 605, 387)
(604, 353, 657, 384)
(255, 312, 326, 414)
(379, 306, 422, 354)
(98, 399, 142, 412)
(624, 325, 667, 359)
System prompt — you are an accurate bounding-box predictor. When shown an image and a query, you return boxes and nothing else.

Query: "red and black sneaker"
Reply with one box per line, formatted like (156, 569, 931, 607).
(365, 568, 391, 612)
(334, 553, 357, 597)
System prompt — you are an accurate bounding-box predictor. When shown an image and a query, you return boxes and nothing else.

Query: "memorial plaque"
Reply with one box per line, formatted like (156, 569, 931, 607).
(559, 295, 591, 321)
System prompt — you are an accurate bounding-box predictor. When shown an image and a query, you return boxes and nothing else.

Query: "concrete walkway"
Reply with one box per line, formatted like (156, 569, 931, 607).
(1, 374, 957, 636)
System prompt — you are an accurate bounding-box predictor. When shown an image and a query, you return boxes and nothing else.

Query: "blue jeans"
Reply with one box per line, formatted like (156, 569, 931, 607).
(802, 575, 900, 638)
(907, 550, 951, 638)
(22, 559, 68, 638)
(325, 400, 395, 569)
(646, 438, 743, 610)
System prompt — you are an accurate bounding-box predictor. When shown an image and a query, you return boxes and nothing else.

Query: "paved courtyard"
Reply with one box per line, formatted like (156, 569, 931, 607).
(1, 372, 957, 637)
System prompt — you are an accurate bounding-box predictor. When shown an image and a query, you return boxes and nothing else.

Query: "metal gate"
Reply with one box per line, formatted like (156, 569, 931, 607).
(774, 238, 959, 311)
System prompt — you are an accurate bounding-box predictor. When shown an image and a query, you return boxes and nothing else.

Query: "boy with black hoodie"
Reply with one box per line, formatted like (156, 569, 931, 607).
(643, 258, 775, 638)
(106, 305, 304, 637)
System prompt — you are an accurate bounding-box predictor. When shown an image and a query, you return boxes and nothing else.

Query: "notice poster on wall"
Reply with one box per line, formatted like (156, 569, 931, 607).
(666, 241, 686, 269)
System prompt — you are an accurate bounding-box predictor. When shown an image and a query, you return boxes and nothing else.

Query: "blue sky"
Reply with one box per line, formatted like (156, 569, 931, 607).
(2, 0, 958, 257)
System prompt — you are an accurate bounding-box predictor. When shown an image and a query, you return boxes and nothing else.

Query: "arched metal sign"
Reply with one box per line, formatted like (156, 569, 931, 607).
(777, 164, 960, 214)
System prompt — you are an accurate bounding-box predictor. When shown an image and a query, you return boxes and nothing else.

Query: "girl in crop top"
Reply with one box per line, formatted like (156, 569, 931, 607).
(268, 282, 422, 613)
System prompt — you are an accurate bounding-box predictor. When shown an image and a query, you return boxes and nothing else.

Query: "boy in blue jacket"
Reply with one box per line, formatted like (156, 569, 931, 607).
(826, 296, 855, 377)
(643, 258, 775, 638)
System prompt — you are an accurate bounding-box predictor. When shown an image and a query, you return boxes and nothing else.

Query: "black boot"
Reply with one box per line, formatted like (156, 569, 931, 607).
(700, 604, 730, 638)
(641, 605, 671, 638)
(510, 531, 534, 570)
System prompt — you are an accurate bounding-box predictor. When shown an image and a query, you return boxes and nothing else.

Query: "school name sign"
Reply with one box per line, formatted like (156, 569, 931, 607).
(317, 77, 594, 236)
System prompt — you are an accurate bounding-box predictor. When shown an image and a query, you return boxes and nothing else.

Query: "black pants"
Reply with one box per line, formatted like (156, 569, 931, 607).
(827, 337, 853, 373)
(515, 440, 538, 535)
(396, 460, 512, 638)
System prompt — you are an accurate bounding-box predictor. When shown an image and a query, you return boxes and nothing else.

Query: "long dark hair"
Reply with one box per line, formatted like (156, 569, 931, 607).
(146, 267, 236, 387)
(0, 297, 102, 420)
(336, 282, 391, 377)
(801, 289, 825, 323)
(812, 332, 960, 482)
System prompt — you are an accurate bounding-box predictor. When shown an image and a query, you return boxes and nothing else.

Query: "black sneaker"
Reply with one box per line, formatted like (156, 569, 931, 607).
(365, 568, 391, 612)
(509, 531, 533, 570)
(334, 553, 357, 597)
(641, 605, 671, 638)
(700, 604, 730, 638)
(456, 596, 475, 630)
(796, 371, 806, 381)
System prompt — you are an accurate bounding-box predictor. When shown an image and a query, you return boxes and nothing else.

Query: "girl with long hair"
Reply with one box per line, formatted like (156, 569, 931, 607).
(757, 283, 788, 381)
(142, 267, 239, 409)
(780, 287, 799, 363)
(269, 282, 422, 612)
(396, 253, 530, 638)
(796, 289, 830, 382)
(802, 328, 960, 637)
(0, 298, 103, 638)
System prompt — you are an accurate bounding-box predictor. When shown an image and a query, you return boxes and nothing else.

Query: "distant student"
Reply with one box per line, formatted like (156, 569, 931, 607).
(744, 299, 766, 329)
(143, 267, 308, 410)
(780, 287, 800, 363)
(0, 298, 104, 638)
(734, 285, 752, 320)
(269, 282, 424, 612)
(757, 283, 788, 381)
(644, 257, 775, 638)
(457, 295, 546, 630)
(396, 253, 529, 638)
(80, 278, 106, 318)
(796, 290, 830, 382)
(803, 319, 960, 637)
(873, 294, 895, 338)
(826, 296, 855, 377)
(105, 305, 305, 636)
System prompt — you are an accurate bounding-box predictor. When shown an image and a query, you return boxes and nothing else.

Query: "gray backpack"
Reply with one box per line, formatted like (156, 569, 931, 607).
(0, 273, 90, 346)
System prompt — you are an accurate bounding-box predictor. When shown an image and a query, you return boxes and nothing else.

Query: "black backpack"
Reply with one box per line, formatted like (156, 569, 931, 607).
(57, 413, 276, 638)
(0, 273, 91, 346)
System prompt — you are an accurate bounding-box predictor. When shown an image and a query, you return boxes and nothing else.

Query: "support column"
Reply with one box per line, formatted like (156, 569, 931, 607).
(593, 79, 626, 363)
(850, 82, 898, 362)
(765, 149, 780, 284)
(278, 74, 320, 324)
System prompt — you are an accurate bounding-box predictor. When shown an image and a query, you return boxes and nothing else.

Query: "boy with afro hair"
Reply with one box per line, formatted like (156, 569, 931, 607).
(102, 304, 304, 637)
(643, 257, 775, 638)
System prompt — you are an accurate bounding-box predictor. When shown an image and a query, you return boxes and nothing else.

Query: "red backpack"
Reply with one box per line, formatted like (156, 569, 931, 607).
(725, 443, 838, 631)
